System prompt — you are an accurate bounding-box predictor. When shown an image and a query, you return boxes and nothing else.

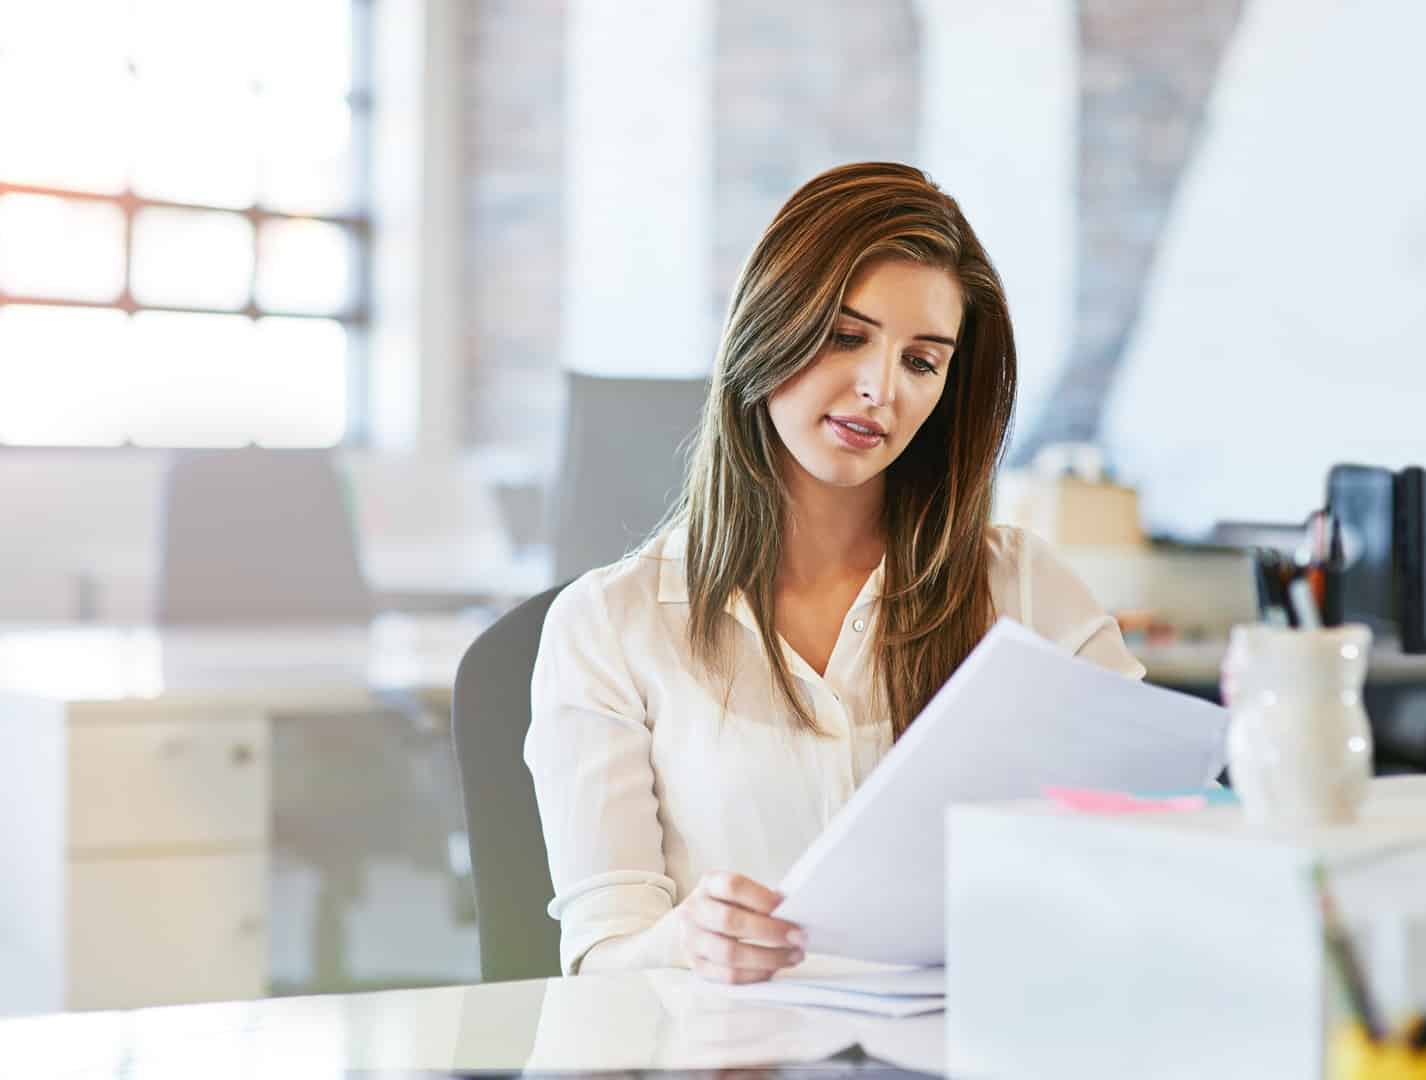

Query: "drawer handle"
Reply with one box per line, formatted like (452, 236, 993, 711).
(230, 743, 255, 766)
(236, 916, 264, 937)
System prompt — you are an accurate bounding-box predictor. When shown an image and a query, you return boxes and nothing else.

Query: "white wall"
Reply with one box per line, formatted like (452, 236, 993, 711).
(1102, 0, 1426, 535)
(562, 0, 714, 378)
(368, 0, 464, 452)
(914, 0, 1077, 458)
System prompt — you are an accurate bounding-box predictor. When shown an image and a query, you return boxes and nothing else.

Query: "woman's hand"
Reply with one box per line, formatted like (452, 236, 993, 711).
(671, 871, 806, 984)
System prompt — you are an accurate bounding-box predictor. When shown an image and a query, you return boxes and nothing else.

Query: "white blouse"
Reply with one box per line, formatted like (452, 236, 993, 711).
(524, 525, 1146, 974)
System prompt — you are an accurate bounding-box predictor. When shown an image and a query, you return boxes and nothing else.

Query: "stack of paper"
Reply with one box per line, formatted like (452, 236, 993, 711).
(717, 959, 945, 1017)
(775, 618, 1229, 965)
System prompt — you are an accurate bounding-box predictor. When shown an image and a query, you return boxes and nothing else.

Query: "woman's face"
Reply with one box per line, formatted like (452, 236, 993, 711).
(768, 257, 964, 492)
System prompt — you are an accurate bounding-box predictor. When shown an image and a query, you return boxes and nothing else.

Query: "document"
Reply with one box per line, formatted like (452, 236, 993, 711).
(719, 981, 944, 1017)
(773, 618, 1229, 966)
(717, 956, 945, 1016)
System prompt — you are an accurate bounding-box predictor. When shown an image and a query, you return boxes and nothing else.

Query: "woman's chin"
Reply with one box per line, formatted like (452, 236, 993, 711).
(805, 457, 885, 489)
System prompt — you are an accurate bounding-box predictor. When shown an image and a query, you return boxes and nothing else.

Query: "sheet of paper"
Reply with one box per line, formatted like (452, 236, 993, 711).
(775, 959, 946, 998)
(717, 982, 944, 1017)
(775, 618, 1229, 966)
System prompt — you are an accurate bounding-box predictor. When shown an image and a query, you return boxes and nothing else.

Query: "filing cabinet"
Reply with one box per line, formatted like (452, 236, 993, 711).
(1, 699, 271, 1014)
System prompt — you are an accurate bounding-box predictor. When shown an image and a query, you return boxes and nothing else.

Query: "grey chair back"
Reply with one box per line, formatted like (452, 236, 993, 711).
(157, 448, 373, 624)
(552, 372, 707, 581)
(451, 583, 567, 981)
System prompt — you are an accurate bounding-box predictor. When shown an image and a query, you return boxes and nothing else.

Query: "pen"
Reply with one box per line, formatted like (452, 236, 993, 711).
(1324, 516, 1345, 628)
(1312, 863, 1384, 1042)
(1256, 550, 1291, 627)
(1289, 576, 1322, 630)
(1252, 551, 1274, 619)
(1407, 1014, 1426, 1051)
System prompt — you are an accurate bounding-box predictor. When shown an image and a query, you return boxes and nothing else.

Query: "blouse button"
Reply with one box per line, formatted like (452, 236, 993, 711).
(852, 618, 866, 633)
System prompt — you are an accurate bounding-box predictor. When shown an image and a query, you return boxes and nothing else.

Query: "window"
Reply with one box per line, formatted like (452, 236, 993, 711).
(0, 0, 372, 447)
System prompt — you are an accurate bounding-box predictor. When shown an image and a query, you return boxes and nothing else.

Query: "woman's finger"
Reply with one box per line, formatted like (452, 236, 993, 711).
(701, 871, 786, 915)
(689, 928, 804, 972)
(691, 893, 804, 946)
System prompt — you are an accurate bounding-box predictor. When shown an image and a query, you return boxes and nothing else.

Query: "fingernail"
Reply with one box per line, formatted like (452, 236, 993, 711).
(791, 950, 805, 964)
(787, 929, 806, 947)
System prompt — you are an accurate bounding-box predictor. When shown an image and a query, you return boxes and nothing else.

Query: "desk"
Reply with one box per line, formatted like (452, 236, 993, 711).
(0, 613, 492, 1017)
(0, 970, 945, 1077)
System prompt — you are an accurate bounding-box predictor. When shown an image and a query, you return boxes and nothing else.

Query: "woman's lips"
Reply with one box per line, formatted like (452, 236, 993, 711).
(825, 416, 886, 450)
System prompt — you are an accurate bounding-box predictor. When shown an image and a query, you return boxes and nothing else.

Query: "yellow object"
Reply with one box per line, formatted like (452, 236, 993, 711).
(1329, 1021, 1426, 1080)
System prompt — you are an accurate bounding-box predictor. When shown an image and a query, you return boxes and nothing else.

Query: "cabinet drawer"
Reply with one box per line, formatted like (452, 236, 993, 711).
(67, 853, 267, 1010)
(68, 718, 269, 852)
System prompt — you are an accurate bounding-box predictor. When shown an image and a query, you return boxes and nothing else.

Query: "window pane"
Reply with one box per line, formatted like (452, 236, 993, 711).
(255, 219, 353, 315)
(132, 81, 258, 209)
(0, 306, 131, 446)
(132, 0, 258, 86)
(251, 318, 348, 447)
(258, 95, 356, 215)
(0, 194, 126, 301)
(131, 207, 254, 310)
(127, 312, 258, 447)
(253, 0, 352, 94)
(0, 59, 132, 192)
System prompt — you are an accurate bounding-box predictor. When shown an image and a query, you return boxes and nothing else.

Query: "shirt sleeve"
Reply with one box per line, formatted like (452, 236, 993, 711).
(1015, 528, 1147, 680)
(524, 572, 677, 974)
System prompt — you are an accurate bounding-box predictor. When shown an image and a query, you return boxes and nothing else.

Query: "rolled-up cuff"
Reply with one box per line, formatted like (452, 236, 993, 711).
(550, 871, 677, 975)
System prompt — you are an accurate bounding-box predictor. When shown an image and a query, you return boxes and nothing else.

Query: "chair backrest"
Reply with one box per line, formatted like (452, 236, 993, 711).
(157, 447, 373, 624)
(451, 583, 567, 981)
(551, 372, 707, 581)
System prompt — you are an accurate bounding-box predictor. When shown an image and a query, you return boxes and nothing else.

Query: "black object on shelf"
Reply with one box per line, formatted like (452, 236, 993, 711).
(1325, 463, 1398, 633)
(1396, 465, 1426, 654)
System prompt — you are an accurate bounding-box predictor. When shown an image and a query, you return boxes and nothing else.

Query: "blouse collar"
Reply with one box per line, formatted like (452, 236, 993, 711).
(654, 527, 883, 620)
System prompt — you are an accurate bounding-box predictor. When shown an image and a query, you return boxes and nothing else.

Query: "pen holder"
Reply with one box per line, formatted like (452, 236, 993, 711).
(1330, 1021, 1426, 1079)
(1222, 624, 1373, 827)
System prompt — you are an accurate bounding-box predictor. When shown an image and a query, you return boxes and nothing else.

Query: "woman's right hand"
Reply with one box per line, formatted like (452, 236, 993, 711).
(669, 871, 806, 984)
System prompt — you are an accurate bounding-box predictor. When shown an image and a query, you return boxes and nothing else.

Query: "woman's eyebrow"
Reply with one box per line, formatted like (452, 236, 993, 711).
(839, 304, 957, 349)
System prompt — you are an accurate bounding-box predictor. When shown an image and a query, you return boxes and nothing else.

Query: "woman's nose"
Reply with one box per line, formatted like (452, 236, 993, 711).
(856, 346, 897, 407)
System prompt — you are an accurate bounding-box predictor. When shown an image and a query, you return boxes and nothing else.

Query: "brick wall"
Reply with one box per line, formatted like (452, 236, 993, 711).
(458, 0, 567, 458)
(1018, 0, 1244, 457)
(712, 0, 920, 323)
(457, 0, 918, 465)
(456, 1, 1246, 473)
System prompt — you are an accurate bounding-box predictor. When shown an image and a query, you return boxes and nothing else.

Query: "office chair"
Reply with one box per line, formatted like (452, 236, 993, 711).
(157, 447, 373, 623)
(451, 583, 568, 981)
(551, 372, 707, 581)
(158, 448, 476, 992)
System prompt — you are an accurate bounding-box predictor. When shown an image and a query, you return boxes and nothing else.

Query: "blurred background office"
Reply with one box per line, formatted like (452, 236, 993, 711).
(1, 0, 1424, 1014)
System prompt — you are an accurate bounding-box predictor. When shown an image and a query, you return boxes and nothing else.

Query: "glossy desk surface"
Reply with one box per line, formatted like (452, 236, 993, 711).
(0, 612, 493, 707)
(0, 971, 945, 1078)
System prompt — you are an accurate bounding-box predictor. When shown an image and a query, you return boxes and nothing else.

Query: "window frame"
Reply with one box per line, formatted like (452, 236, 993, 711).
(0, 0, 375, 450)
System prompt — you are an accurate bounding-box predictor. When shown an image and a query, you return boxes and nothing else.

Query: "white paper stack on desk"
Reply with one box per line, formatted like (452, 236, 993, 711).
(773, 618, 1230, 966)
(719, 957, 946, 1017)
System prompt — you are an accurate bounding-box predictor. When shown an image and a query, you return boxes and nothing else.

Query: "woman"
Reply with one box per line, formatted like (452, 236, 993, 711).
(526, 161, 1145, 983)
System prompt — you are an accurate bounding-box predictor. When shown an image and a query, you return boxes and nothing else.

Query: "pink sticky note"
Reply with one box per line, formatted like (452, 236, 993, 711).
(1043, 787, 1207, 814)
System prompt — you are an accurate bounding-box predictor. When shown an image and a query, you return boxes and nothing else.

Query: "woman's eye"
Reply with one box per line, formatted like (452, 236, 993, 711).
(831, 333, 865, 349)
(904, 355, 938, 375)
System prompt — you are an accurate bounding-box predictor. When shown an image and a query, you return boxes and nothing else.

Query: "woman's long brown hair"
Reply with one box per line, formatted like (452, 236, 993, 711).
(672, 161, 1017, 739)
